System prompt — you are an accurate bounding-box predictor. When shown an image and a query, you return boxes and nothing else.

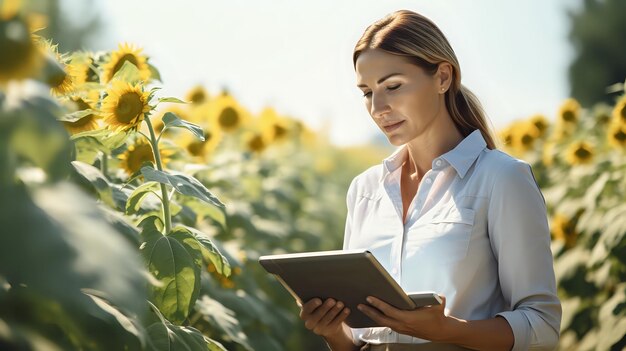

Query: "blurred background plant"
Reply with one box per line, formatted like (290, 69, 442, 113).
(1, 0, 625, 350)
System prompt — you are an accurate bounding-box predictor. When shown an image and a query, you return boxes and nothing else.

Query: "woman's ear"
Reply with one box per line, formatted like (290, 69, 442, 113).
(437, 62, 452, 92)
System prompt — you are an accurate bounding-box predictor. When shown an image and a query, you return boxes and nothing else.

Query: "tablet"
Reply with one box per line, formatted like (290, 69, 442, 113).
(259, 249, 441, 328)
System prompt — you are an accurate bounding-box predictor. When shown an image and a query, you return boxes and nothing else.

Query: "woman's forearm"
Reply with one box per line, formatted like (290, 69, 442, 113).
(438, 315, 514, 351)
(324, 324, 360, 351)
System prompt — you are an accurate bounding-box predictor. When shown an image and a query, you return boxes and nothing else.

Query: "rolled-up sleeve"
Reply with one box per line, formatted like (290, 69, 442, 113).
(487, 160, 562, 351)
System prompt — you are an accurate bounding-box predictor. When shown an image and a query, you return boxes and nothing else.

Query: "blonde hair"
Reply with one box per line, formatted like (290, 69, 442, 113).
(353, 9, 497, 149)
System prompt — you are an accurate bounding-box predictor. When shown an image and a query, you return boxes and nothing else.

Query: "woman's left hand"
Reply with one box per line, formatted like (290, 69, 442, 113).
(357, 294, 452, 342)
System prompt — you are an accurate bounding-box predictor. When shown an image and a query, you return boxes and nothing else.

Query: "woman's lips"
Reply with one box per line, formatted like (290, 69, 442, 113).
(383, 120, 405, 133)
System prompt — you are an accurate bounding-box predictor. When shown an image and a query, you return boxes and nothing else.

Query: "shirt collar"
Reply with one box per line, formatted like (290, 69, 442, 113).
(380, 129, 487, 182)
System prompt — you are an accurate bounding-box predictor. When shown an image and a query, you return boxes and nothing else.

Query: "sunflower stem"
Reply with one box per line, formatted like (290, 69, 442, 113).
(100, 152, 108, 179)
(145, 117, 172, 234)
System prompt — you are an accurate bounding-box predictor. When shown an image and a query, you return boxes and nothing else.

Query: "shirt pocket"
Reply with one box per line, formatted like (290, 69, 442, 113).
(407, 206, 475, 263)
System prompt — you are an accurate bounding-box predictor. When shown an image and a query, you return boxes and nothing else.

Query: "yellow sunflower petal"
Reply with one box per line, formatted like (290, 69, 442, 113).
(102, 81, 151, 131)
(565, 141, 594, 165)
(101, 42, 151, 83)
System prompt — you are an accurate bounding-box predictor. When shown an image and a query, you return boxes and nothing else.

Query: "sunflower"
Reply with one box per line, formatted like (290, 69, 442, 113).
(185, 85, 209, 104)
(118, 138, 172, 175)
(529, 114, 549, 138)
(102, 80, 151, 131)
(612, 95, 626, 124)
(62, 96, 99, 135)
(244, 131, 266, 153)
(498, 126, 514, 149)
(181, 125, 223, 161)
(558, 98, 581, 125)
(49, 62, 77, 96)
(71, 52, 99, 85)
(551, 214, 577, 248)
(0, 11, 42, 83)
(608, 121, 626, 149)
(259, 106, 291, 144)
(565, 141, 594, 165)
(101, 43, 151, 83)
(554, 98, 581, 139)
(207, 92, 250, 133)
(514, 121, 541, 154)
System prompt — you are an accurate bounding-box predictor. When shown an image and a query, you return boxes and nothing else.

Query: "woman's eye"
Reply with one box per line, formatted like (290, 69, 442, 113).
(361, 85, 400, 98)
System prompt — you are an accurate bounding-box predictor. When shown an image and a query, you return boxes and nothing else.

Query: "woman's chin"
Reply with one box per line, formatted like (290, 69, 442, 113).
(386, 134, 406, 147)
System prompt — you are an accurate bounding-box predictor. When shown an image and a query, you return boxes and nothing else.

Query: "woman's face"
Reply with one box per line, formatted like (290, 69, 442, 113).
(355, 48, 447, 146)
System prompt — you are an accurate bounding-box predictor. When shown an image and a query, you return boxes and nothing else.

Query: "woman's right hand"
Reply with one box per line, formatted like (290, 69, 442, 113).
(299, 298, 351, 338)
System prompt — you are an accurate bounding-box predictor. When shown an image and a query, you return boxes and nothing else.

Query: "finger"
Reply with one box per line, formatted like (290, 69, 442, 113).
(366, 296, 403, 319)
(327, 307, 350, 330)
(358, 303, 399, 329)
(299, 298, 322, 319)
(317, 300, 345, 326)
(305, 299, 337, 329)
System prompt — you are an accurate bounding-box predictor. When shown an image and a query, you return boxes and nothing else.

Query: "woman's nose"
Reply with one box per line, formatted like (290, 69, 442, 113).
(370, 93, 391, 119)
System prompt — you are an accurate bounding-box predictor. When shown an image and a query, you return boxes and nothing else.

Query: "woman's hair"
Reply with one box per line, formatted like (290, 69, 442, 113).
(353, 9, 497, 149)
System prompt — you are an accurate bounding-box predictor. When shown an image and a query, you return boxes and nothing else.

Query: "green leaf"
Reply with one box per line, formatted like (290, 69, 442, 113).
(71, 128, 129, 152)
(147, 62, 162, 82)
(0, 183, 148, 350)
(7, 94, 72, 181)
(71, 160, 116, 208)
(146, 320, 226, 351)
(140, 167, 224, 208)
(112, 60, 141, 83)
(194, 295, 250, 350)
(58, 109, 96, 123)
(158, 97, 188, 104)
(177, 226, 231, 277)
(162, 112, 205, 141)
(126, 181, 162, 215)
(182, 197, 226, 228)
(83, 290, 145, 350)
(146, 301, 226, 351)
(140, 219, 198, 324)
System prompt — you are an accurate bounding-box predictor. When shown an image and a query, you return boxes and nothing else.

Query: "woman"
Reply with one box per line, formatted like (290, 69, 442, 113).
(299, 9, 561, 351)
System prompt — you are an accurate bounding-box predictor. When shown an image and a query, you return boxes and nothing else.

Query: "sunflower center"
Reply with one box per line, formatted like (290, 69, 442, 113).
(127, 144, 154, 174)
(533, 120, 547, 132)
(562, 110, 576, 123)
(0, 17, 33, 73)
(574, 146, 591, 160)
(274, 124, 287, 139)
(521, 133, 534, 146)
(115, 92, 144, 123)
(615, 129, 626, 142)
(68, 99, 94, 127)
(187, 141, 205, 156)
(49, 70, 68, 88)
(190, 91, 206, 104)
(219, 107, 240, 129)
(248, 135, 265, 152)
(111, 53, 139, 79)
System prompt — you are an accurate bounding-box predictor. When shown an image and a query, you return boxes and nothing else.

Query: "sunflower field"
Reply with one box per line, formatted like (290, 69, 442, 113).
(1, 1, 626, 351)
(498, 91, 626, 349)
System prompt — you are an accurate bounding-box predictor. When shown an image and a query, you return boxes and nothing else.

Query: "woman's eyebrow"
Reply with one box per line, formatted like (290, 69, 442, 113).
(357, 73, 403, 88)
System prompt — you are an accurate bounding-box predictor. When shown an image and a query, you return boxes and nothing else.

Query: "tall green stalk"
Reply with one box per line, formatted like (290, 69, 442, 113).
(144, 117, 172, 234)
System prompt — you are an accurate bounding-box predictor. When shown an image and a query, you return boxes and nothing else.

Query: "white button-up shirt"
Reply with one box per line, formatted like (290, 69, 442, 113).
(343, 130, 561, 350)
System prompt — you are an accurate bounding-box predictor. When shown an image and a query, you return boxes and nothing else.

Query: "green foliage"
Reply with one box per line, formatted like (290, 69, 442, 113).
(568, 0, 626, 106)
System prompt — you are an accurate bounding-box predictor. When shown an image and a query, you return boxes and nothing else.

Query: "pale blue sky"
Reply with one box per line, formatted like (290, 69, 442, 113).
(86, 0, 582, 146)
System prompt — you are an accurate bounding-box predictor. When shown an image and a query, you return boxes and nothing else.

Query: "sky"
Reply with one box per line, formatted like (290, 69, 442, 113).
(75, 0, 583, 146)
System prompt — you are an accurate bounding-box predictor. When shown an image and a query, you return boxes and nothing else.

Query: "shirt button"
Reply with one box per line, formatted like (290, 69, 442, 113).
(435, 160, 442, 167)
(388, 329, 393, 334)
(392, 267, 398, 275)
(425, 178, 432, 184)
